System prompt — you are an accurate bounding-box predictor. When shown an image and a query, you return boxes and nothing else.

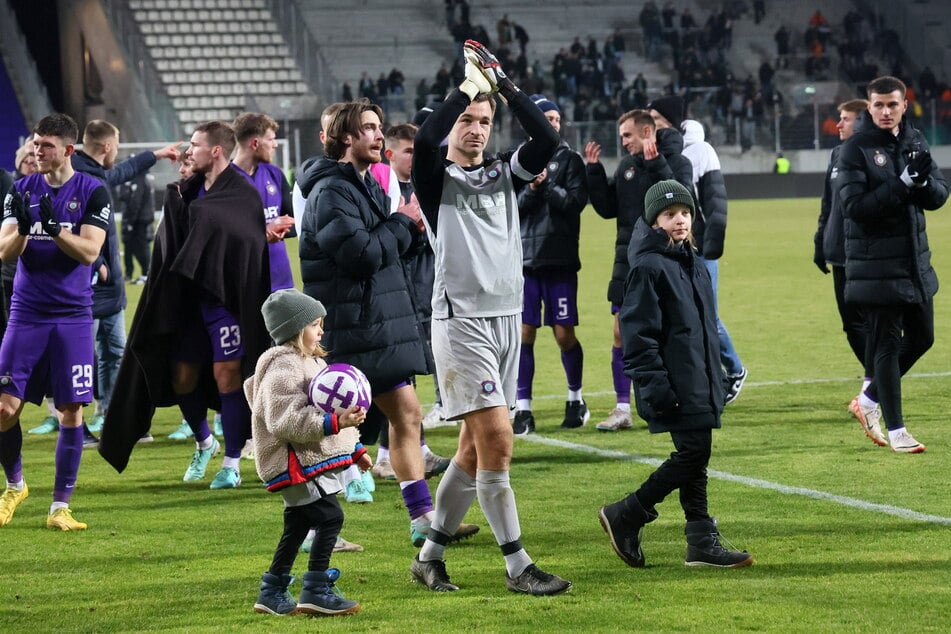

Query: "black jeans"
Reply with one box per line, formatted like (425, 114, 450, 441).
(268, 494, 344, 577)
(832, 266, 868, 374)
(635, 428, 713, 522)
(862, 298, 934, 430)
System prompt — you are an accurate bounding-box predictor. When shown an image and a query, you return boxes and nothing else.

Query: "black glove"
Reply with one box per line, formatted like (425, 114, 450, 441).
(6, 191, 32, 236)
(463, 39, 520, 103)
(813, 234, 829, 274)
(908, 150, 932, 184)
(38, 194, 61, 237)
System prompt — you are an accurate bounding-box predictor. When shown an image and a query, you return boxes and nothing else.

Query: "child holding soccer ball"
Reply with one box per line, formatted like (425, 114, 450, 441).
(245, 288, 369, 616)
(598, 180, 753, 570)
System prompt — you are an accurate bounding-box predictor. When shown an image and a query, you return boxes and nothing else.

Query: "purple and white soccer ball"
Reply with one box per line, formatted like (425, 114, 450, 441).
(308, 363, 372, 416)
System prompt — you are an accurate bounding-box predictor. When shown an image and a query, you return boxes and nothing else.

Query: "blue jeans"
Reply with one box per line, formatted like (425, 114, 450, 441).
(700, 258, 743, 375)
(93, 310, 126, 414)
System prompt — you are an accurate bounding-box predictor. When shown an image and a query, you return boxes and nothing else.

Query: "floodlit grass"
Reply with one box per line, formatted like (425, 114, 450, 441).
(2, 197, 950, 632)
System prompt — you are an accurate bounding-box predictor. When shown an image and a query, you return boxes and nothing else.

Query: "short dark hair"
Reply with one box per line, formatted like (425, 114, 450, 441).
(233, 112, 279, 145)
(324, 99, 384, 160)
(33, 113, 79, 145)
(385, 123, 418, 146)
(867, 76, 906, 99)
(194, 120, 236, 157)
(838, 99, 869, 114)
(617, 109, 654, 129)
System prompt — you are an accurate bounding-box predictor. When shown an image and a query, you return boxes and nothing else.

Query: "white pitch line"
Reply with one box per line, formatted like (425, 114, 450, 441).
(525, 371, 951, 401)
(520, 435, 951, 526)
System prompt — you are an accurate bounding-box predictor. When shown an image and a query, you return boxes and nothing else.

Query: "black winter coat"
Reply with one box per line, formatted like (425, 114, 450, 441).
(837, 119, 948, 305)
(518, 141, 587, 271)
(587, 126, 694, 304)
(619, 228, 724, 433)
(300, 159, 430, 390)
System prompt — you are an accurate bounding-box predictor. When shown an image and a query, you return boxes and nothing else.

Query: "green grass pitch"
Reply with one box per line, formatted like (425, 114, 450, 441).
(1, 197, 949, 632)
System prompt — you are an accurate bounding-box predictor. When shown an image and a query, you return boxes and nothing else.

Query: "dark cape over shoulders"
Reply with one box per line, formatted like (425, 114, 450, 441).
(99, 166, 271, 472)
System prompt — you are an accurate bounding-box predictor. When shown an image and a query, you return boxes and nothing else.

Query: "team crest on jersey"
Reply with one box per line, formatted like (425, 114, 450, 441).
(481, 380, 496, 394)
(547, 161, 558, 172)
(873, 152, 887, 167)
(486, 168, 500, 180)
(266, 181, 277, 195)
(67, 199, 81, 212)
(624, 168, 635, 180)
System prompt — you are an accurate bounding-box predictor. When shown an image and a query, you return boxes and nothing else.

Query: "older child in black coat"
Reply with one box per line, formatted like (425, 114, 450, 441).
(598, 180, 753, 569)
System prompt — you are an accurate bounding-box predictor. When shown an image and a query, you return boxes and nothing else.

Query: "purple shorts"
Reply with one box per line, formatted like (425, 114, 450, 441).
(521, 269, 579, 327)
(0, 316, 95, 406)
(173, 302, 244, 364)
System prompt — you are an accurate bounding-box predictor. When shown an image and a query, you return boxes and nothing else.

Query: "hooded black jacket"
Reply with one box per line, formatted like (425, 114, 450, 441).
(518, 141, 587, 271)
(620, 228, 724, 433)
(837, 118, 948, 305)
(299, 158, 429, 390)
(587, 126, 694, 304)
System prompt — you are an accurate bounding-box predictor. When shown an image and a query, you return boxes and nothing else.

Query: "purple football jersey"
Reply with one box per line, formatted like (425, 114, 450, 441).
(232, 162, 294, 291)
(5, 172, 110, 321)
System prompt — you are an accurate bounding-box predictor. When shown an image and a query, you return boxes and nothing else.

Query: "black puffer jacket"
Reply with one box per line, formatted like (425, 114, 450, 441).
(518, 141, 587, 271)
(299, 159, 430, 389)
(587, 126, 694, 304)
(619, 228, 724, 434)
(837, 118, 948, 305)
(815, 111, 870, 267)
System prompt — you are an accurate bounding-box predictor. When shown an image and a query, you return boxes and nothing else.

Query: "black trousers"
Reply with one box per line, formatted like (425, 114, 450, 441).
(122, 230, 151, 279)
(634, 428, 712, 522)
(862, 298, 934, 430)
(832, 266, 869, 374)
(268, 494, 343, 577)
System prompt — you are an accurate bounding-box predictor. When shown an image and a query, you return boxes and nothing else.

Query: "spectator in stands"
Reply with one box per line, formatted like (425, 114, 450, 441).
(774, 25, 790, 69)
(358, 72, 375, 100)
(513, 21, 529, 56)
(919, 67, 937, 101)
(497, 14, 513, 47)
(639, 2, 663, 61)
(341, 82, 353, 102)
(753, 0, 765, 24)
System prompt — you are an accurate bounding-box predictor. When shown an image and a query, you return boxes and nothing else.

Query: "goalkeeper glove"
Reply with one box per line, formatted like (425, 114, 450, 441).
(463, 39, 520, 103)
(460, 49, 495, 101)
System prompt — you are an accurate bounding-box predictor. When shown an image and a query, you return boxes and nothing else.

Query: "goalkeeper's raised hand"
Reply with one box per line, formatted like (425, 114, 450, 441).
(463, 39, 520, 103)
(460, 48, 495, 101)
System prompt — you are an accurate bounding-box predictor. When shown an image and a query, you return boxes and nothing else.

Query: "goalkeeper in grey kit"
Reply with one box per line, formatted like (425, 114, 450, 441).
(408, 40, 572, 595)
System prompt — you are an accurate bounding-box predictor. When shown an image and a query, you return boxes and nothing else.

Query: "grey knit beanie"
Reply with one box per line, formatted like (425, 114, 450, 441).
(644, 180, 694, 226)
(262, 289, 327, 344)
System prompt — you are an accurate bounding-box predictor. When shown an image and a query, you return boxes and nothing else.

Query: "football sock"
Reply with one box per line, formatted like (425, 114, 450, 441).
(53, 426, 83, 504)
(476, 469, 531, 577)
(859, 392, 878, 409)
(400, 478, 434, 520)
(516, 399, 531, 412)
(420, 460, 477, 563)
(219, 387, 252, 459)
(562, 342, 584, 393)
(516, 343, 534, 401)
(611, 346, 630, 403)
(0, 424, 24, 483)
